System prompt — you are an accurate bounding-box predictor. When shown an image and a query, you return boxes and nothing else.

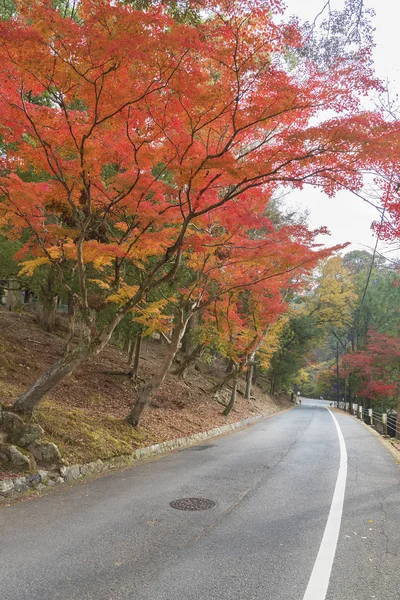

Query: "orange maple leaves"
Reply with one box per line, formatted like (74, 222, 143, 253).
(0, 0, 395, 351)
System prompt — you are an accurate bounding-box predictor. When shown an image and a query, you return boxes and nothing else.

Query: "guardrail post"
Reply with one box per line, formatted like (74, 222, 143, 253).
(368, 408, 373, 426)
(358, 405, 362, 419)
(382, 413, 388, 436)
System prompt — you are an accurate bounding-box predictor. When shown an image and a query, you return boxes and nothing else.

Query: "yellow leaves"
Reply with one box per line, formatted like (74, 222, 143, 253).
(187, 253, 205, 270)
(314, 256, 357, 329)
(114, 222, 129, 232)
(93, 255, 114, 270)
(187, 252, 217, 271)
(48, 246, 62, 260)
(17, 244, 63, 278)
(80, 242, 120, 271)
(258, 317, 288, 369)
(90, 279, 111, 290)
(106, 285, 139, 305)
(298, 368, 312, 387)
(18, 257, 50, 277)
(133, 299, 173, 336)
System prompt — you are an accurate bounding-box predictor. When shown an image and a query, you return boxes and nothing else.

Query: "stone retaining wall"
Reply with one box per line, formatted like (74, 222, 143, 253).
(0, 410, 277, 500)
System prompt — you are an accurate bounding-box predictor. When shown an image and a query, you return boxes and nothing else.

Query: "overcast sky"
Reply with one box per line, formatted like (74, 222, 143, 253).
(282, 0, 398, 257)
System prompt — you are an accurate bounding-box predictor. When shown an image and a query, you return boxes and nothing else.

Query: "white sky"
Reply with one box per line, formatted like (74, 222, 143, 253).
(282, 0, 399, 256)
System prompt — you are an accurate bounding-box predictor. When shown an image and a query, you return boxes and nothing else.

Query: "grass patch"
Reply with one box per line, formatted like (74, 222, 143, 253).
(84, 392, 111, 409)
(0, 381, 23, 404)
(34, 399, 148, 465)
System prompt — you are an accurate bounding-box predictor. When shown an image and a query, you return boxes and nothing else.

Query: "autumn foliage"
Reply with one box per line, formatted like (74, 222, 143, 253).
(0, 0, 396, 424)
(343, 330, 400, 402)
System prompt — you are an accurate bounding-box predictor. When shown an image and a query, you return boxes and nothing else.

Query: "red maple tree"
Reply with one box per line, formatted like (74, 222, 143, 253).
(0, 0, 393, 419)
(344, 330, 400, 435)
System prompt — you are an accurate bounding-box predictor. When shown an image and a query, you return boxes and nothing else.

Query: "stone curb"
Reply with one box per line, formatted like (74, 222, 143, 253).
(0, 409, 280, 500)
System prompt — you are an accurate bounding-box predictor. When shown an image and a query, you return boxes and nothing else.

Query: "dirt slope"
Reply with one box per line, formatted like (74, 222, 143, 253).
(0, 309, 289, 465)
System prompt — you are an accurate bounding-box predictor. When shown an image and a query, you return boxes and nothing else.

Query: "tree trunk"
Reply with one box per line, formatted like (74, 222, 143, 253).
(67, 291, 74, 317)
(180, 310, 199, 356)
(174, 343, 204, 378)
(127, 338, 134, 363)
(11, 254, 170, 414)
(245, 353, 255, 400)
(223, 370, 238, 416)
(180, 321, 190, 356)
(270, 372, 276, 395)
(124, 337, 132, 355)
(253, 364, 259, 386)
(34, 267, 60, 332)
(126, 315, 190, 427)
(129, 330, 143, 381)
(245, 365, 253, 400)
(211, 372, 235, 394)
(226, 358, 234, 374)
(13, 343, 93, 415)
(36, 296, 57, 332)
(65, 304, 77, 355)
(12, 300, 131, 414)
(347, 380, 352, 413)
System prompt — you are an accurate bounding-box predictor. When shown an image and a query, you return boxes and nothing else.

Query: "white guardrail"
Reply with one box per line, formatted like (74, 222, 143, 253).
(337, 402, 400, 439)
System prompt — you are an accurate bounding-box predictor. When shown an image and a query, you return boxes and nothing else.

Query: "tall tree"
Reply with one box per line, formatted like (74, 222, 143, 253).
(344, 330, 400, 437)
(301, 250, 400, 404)
(126, 207, 335, 425)
(0, 0, 392, 415)
(267, 256, 357, 395)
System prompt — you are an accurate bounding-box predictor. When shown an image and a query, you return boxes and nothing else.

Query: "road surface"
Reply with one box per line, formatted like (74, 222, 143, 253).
(1, 402, 400, 600)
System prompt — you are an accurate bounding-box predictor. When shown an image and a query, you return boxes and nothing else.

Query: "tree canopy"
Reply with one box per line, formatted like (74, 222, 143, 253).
(0, 0, 399, 425)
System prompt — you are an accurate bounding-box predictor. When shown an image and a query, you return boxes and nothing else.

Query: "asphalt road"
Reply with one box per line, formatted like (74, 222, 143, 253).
(1, 402, 400, 600)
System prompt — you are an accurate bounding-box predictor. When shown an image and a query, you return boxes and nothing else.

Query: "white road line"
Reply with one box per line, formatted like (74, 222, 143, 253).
(302, 408, 348, 600)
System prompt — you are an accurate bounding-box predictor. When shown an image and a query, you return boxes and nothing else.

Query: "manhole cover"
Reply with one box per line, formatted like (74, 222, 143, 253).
(169, 498, 216, 511)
